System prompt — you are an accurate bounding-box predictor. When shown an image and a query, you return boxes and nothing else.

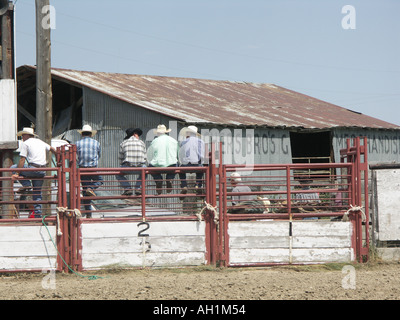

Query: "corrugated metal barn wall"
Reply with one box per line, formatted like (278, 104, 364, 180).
(80, 88, 294, 169)
(64, 88, 400, 170)
(82, 88, 181, 168)
(333, 128, 400, 164)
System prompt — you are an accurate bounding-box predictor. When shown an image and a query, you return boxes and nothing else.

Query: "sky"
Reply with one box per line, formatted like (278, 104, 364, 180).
(12, 0, 400, 125)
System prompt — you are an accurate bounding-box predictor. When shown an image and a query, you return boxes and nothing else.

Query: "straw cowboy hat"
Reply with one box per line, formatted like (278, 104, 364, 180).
(180, 125, 201, 137)
(78, 124, 97, 136)
(229, 172, 242, 182)
(153, 124, 172, 135)
(17, 127, 37, 137)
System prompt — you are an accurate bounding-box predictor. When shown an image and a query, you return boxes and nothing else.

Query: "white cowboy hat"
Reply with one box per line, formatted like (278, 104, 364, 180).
(17, 127, 37, 137)
(180, 125, 200, 137)
(229, 172, 242, 182)
(153, 124, 172, 135)
(78, 124, 97, 136)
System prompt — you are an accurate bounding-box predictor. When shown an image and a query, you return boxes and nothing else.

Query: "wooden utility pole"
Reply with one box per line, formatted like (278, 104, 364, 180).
(35, 0, 52, 214)
(35, 0, 52, 144)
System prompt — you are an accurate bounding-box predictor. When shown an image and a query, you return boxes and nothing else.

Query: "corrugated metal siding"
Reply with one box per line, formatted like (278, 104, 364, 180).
(82, 87, 181, 168)
(61, 87, 400, 168)
(333, 128, 400, 164)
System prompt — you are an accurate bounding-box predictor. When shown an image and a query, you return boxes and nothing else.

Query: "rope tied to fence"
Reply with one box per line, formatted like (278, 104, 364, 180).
(56, 207, 82, 218)
(198, 201, 219, 224)
(342, 205, 366, 222)
(55, 207, 82, 236)
(41, 213, 107, 281)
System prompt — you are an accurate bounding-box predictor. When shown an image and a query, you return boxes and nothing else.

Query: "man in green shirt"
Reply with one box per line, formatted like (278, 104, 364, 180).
(147, 124, 179, 194)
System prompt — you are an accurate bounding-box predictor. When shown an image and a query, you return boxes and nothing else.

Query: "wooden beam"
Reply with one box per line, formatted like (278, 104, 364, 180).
(17, 103, 36, 124)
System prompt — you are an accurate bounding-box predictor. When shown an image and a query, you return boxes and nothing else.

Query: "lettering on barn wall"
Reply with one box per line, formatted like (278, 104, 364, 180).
(254, 131, 290, 155)
(333, 129, 400, 163)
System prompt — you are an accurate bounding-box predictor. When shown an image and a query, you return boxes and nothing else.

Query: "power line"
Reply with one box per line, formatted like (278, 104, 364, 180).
(15, 0, 400, 74)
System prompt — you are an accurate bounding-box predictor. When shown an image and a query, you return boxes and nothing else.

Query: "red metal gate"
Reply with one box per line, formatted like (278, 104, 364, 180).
(214, 137, 369, 266)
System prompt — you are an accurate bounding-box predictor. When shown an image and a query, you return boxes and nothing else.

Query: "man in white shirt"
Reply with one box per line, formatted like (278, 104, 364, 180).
(11, 127, 56, 218)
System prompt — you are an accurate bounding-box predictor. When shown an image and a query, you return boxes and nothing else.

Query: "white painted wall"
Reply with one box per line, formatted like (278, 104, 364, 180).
(228, 220, 354, 265)
(81, 220, 207, 269)
(374, 169, 400, 241)
(0, 225, 57, 271)
(0, 80, 17, 142)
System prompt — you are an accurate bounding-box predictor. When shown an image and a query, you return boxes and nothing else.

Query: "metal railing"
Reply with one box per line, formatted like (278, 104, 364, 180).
(0, 167, 61, 219)
(221, 163, 354, 220)
(75, 166, 210, 220)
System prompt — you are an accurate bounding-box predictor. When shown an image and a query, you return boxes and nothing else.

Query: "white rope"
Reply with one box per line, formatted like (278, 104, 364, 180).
(342, 205, 366, 222)
(55, 207, 82, 236)
(197, 201, 219, 224)
(56, 207, 82, 217)
(56, 211, 62, 236)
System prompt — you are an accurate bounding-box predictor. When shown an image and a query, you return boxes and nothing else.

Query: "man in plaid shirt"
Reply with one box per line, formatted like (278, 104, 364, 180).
(76, 125, 103, 217)
(116, 128, 147, 196)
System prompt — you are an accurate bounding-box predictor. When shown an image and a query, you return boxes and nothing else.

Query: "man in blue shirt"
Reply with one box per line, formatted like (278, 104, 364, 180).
(76, 125, 102, 217)
(178, 125, 205, 198)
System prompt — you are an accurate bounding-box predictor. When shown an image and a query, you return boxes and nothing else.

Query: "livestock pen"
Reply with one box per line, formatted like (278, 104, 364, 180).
(0, 138, 368, 272)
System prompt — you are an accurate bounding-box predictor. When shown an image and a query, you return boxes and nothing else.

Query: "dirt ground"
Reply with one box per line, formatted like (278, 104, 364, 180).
(1, 261, 400, 301)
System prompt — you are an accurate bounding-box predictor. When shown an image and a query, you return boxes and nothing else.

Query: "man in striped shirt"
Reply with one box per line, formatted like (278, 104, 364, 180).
(116, 128, 147, 196)
(76, 125, 102, 216)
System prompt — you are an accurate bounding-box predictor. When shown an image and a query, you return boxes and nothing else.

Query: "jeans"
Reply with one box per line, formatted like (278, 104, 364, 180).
(11, 164, 45, 218)
(179, 163, 204, 188)
(116, 163, 146, 190)
(149, 164, 177, 184)
(80, 172, 103, 212)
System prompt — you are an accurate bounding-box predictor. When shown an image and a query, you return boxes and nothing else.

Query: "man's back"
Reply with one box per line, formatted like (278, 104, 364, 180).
(119, 136, 147, 166)
(76, 137, 101, 167)
(149, 134, 178, 167)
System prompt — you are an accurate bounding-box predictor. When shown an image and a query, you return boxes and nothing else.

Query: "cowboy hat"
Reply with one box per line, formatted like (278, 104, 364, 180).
(124, 128, 143, 139)
(17, 127, 37, 137)
(180, 125, 201, 137)
(153, 124, 172, 135)
(78, 124, 97, 136)
(229, 172, 242, 182)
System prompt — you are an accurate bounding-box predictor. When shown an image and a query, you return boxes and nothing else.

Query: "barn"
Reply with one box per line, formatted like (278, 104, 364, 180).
(4, 65, 399, 270)
(16, 65, 400, 170)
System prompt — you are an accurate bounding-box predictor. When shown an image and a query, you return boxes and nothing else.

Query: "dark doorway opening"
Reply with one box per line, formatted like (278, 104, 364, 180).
(290, 131, 334, 180)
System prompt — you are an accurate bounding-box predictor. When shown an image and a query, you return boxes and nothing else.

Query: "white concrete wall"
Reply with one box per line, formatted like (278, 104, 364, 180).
(374, 169, 400, 241)
(81, 220, 207, 269)
(0, 225, 57, 271)
(228, 220, 354, 265)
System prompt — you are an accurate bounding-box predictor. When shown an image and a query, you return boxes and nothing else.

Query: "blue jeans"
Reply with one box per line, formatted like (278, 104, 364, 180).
(149, 164, 177, 184)
(179, 163, 204, 188)
(11, 164, 45, 218)
(80, 171, 103, 211)
(116, 163, 146, 190)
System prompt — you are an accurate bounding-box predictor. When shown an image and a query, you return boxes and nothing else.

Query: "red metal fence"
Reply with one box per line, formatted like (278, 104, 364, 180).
(0, 137, 369, 272)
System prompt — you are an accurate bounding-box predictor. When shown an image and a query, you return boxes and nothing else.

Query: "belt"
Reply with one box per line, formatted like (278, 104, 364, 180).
(29, 163, 47, 168)
(123, 162, 144, 167)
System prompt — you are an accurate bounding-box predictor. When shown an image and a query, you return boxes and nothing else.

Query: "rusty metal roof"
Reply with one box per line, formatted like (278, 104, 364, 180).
(20, 65, 400, 129)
